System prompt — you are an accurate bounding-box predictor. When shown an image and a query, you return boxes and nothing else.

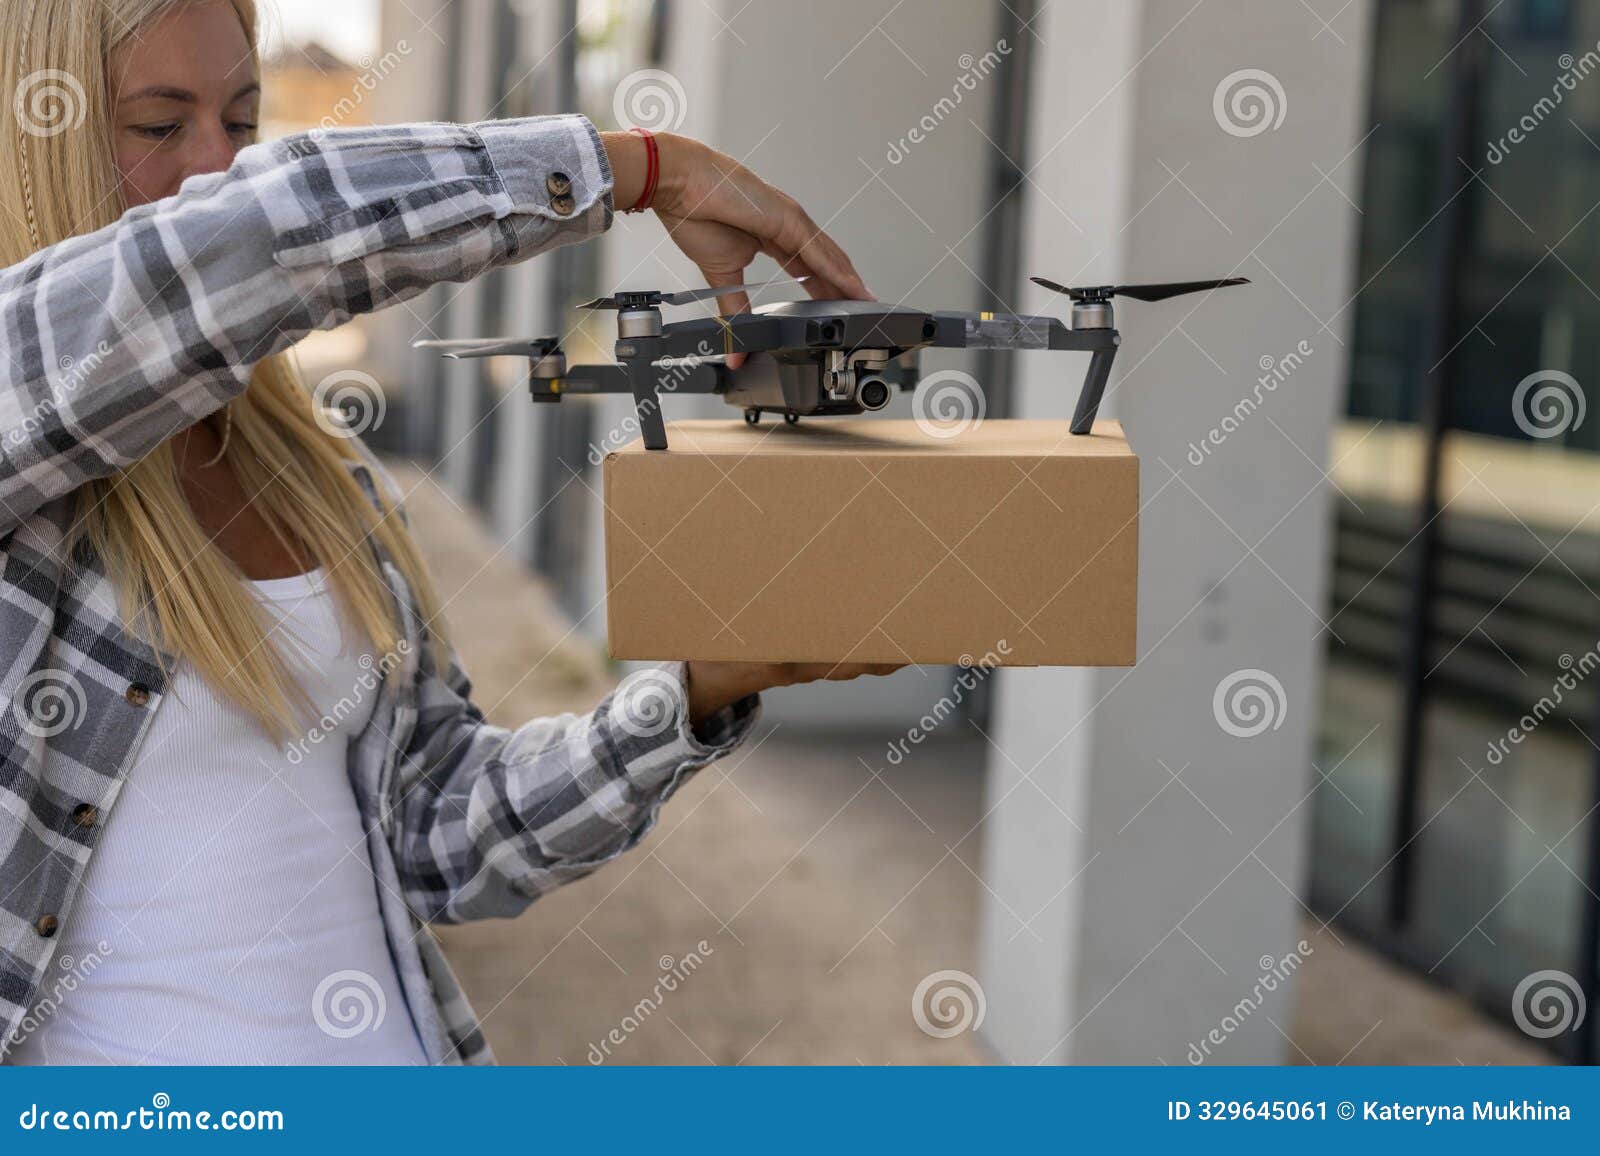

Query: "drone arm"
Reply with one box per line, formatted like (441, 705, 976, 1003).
(558, 361, 725, 394)
(928, 311, 1112, 352)
(659, 313, 784, 359)
(951, 311, 1055, 350)
(548, 363, 628, 394)
(927, 312, 1119, 433)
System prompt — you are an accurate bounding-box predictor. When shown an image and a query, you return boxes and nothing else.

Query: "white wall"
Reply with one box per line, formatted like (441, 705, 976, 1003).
(979, 0, 1374, 1064)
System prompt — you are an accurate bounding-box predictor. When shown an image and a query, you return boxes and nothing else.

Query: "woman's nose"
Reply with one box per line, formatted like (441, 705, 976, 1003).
(177, 122, 240, 184)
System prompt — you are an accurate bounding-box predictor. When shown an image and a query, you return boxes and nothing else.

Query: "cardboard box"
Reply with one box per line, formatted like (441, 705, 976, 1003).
(602, 419, 1138, 666)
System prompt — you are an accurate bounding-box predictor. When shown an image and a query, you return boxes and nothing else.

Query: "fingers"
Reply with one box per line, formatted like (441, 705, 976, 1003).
(761, 251, 830, 301)
(703, 268, 752, 323)
(769, 202, 871, 302)
(759, 243, 862, 304)
(827, 663, 904, 682)
(721, 169, 868, 301)
(810, 662, 905, 682)
(699, 269, 752, 368)
(656, 144, 873, 372)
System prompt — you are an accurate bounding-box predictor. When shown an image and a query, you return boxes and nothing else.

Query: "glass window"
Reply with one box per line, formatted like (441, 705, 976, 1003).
(1317, 0, 1600, 1061)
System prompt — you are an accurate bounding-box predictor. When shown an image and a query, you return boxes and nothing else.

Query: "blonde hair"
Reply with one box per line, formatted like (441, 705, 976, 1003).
(0, 0, 450, 738)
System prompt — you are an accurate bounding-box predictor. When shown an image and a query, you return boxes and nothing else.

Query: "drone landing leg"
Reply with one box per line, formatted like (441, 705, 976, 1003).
(628, 364, 668, 449)
(618, 342, 668, 450)
(1070, 345, 1118, 435)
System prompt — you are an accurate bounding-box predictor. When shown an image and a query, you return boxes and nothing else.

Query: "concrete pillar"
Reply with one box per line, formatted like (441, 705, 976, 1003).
(978, 0, 1374, 1064)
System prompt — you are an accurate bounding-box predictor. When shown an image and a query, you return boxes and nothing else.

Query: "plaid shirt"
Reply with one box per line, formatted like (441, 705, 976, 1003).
(0, 115, 757, 1064)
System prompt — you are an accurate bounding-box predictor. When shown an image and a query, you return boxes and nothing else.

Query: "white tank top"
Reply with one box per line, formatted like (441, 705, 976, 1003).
(8, 569, 427, 1065)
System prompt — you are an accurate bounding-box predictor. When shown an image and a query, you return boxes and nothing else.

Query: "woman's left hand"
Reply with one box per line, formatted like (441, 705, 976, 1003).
(685, 661, 903, 726)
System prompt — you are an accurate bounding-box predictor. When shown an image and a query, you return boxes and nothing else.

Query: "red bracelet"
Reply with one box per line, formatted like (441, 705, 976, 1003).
(624, 127, 659, 214)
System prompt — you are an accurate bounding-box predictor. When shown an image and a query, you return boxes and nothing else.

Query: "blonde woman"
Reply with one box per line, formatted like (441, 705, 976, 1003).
(0, 0, 893, 1065)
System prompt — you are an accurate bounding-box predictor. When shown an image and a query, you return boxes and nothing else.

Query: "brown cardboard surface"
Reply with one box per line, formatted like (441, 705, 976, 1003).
(602, 419, 1138, 666)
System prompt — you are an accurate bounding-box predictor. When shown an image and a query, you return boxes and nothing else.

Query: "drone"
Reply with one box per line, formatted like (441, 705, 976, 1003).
(414, 274, 1248, 450)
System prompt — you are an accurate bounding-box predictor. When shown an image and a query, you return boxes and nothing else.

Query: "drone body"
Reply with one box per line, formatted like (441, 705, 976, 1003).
(415, 276, 1247, 450)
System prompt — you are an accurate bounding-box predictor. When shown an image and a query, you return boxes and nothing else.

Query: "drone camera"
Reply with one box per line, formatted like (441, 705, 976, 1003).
(857, 376, 891, 411)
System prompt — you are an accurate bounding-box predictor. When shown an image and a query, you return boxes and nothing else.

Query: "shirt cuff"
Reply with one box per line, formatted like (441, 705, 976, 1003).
(607, 662, 761, 793)
(471, 113, 614, 233)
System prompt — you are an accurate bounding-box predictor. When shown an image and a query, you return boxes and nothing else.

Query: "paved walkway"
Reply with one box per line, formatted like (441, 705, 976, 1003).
(395, 464, 1546, 1066)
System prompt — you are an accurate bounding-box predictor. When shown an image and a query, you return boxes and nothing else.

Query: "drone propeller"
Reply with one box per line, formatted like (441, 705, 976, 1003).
(1030, 276, 1249, 303)
(411, 336, 560, 360)
(578, 275, 809, 311)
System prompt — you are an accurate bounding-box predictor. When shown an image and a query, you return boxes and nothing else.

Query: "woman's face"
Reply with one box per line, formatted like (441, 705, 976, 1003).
(109, 1, 259, 207)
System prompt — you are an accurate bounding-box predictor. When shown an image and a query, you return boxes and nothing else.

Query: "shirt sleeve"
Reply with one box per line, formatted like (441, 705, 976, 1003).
(389, 651, 761, 925)
(0, 114, 612, 537)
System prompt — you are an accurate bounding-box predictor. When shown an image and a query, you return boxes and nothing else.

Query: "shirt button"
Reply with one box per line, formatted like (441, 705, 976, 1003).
(35, 914, 59, 938)
(546, 171, 571, 196)
(550, 193, 576, 217)
(72, 803, 99, 828)
(125, 682, 150, 707)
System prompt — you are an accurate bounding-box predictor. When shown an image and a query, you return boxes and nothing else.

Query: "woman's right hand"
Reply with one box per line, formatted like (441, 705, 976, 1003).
(600, 130, 871, 366)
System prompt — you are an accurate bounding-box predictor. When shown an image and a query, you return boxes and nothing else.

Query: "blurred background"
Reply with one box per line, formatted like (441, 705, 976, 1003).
(259, 0, 1599, 1064)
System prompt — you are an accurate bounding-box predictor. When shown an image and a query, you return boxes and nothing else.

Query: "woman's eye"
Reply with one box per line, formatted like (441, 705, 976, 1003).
(135, 123, 180, 141)
(228, 122, 258, 137)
